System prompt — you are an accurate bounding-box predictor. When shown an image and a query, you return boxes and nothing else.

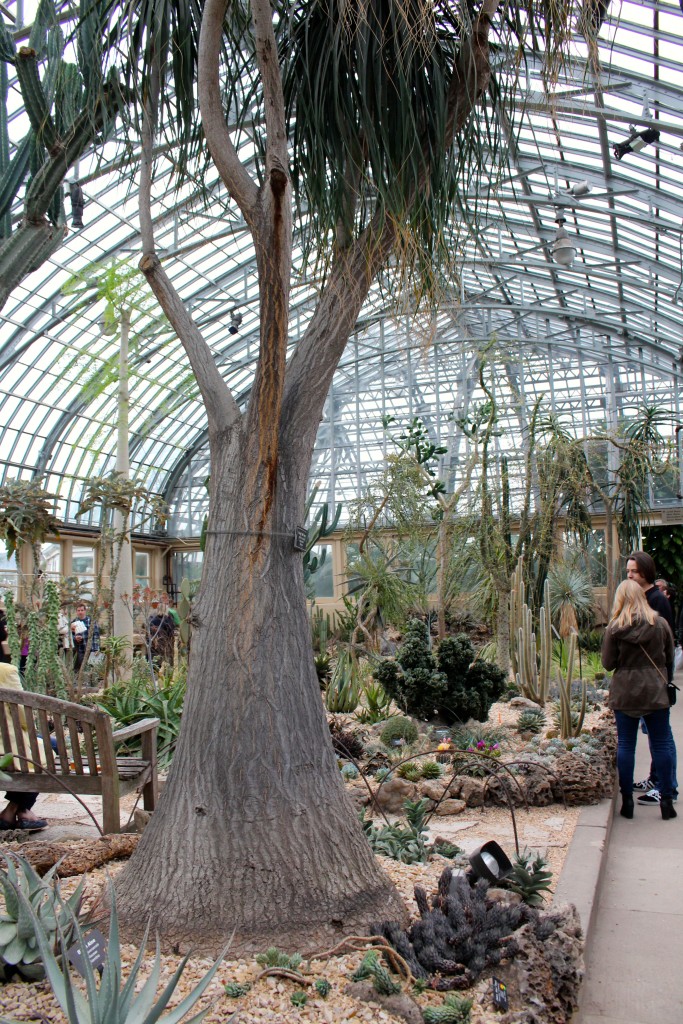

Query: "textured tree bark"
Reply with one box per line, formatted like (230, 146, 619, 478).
(115, 427, 407, 953)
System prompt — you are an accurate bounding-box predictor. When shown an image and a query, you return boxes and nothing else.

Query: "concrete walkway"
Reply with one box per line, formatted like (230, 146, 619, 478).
(573, 699, 683, 1024)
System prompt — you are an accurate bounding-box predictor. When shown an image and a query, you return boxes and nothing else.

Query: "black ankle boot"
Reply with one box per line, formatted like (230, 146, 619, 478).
(661, 798, 677, 820)
(620, 795, 634, 819)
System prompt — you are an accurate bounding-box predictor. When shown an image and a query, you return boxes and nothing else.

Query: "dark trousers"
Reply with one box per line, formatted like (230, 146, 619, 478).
(615, 708, 674, 799)
(4, 792, 37, 811)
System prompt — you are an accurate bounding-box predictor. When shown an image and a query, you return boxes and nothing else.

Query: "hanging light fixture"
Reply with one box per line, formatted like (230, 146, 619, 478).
(612, 126, 660, 160)
(228, 309, 243, 335)
(552, 212, 575, 268)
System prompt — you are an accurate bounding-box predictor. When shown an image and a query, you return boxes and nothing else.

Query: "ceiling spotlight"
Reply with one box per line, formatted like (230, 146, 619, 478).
(568, 180, 591, 198)
(228, 310, 243, 335)
(69, 181, 85, 229)
(552, 213, 575, 268)
(612, 126, 660, 161)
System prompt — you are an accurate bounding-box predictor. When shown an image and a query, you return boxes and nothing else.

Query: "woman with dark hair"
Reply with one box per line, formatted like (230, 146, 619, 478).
(602, 579, 676, 821)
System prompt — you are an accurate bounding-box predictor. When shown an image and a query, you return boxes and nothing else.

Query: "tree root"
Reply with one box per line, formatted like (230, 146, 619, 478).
(309, 934, 416, 983)
(6, 834, 140, 876)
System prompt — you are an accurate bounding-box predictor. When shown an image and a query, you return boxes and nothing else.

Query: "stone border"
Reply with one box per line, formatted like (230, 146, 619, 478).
(552, 783, 617, 950)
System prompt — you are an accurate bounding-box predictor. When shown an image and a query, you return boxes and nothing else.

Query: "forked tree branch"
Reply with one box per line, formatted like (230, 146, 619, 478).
(199, 0, 260, 222)
(138, 69, 239, 431)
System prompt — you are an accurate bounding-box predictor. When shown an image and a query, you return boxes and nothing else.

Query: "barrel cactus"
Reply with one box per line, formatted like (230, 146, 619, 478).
(0, 854, 84, 981)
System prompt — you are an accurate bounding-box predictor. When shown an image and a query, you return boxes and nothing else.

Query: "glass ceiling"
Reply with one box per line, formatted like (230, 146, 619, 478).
(1, 0, 683, 535)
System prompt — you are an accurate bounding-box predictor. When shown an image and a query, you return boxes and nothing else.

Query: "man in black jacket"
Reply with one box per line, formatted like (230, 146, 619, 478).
(626, 551, 678, 803)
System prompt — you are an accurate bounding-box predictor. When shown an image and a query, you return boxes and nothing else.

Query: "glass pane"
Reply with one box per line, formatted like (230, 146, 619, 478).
(0, 552, 18, 597)
(40, 542, 61, 576)
(134, 552, 150, 585)
(171, 550, 204, 587)
(309, 544, 334, 599)
(72, 546, 95, 576)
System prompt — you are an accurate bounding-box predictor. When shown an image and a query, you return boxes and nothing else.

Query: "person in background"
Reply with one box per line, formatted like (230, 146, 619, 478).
(626, 552, 678, 806)
(0, 663, 48, 832)
(655, 578, 676, 623)
(0, 601, 10, 664)
(71, 602, 100, 672)
(602, 579, 676, 820)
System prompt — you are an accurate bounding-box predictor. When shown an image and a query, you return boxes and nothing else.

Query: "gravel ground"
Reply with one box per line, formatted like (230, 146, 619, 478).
(0, 700, 602, 1023)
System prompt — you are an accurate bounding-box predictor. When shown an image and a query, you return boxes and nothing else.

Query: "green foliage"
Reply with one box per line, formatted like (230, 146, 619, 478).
(325, 649, 362, 713)
(0, 854, 84, 982)
(547, 561, 594, 637)
(225, 982, 251, 998)
(356, 677, 393, 724)
(360, 798, 439, 865)
(95, 666, 186, 766)
(255, 947, 303, 971)
(0, 879, 223, 1023)
(516, 708, 546, 735)
(423, 993, 473, 1024)
(77, 473, 167, 533)
(350, 950, 401, 996)
(430, 839, 461, 860)
(314, 978, 331, 998)
(290, 990, 308, 1007)
(642, 525, 683, 592)
(420, 761, 443, 779)
(375, 620, 505, 724)
(0, 480, 59, 560)
(341, 762, 359, 780)
(396, 762, 421, 782)
(505, 849, 553, 907)
(380, 715, 419, 748)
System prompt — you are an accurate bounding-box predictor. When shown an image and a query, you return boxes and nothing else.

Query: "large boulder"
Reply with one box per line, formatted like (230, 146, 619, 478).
(372, 777, 418, 814)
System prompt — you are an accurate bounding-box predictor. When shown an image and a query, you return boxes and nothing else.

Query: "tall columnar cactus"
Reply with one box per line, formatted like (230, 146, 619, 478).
(511, 558, 551, 705)
(557, 632, 587, 739)
(0, 0, 123, 312)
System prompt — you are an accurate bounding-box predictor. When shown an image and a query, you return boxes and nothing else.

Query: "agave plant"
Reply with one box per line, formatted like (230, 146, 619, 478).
(547, 561, 594, 638)
(1, 880, 225, 1024)
(0, 854, 84, 981)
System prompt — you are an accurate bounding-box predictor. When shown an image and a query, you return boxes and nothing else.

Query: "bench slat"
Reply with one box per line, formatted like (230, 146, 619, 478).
(82, 723, 98, 776)
(8, 705, 28, 769)
(37, 709, 56, 772)
(24, 707, 44, 773)
(0, 705, 12, 757)
(52, 716, 70, 775)
(67, 718, 84, 774)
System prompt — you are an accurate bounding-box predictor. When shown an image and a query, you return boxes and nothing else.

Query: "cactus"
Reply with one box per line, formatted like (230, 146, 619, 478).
(511, 558, 551, 706)
(420, 760, 443, 779)
(380, 715, 419, 747)
(290, 991, 308, 1007)
(0, 0, 123, 313)
(557, 633, 586, 739)
(516, 707, 546, 735)
(225, 982, 251, 997)
(303, 485, 342, 592)
(423, 994, 473, 1023)
(177, 577, 195, 645)
(396, 761, 421, 781)
(0, 853, 84, 982)
(314, 978, 331, 998)
(350, 950, 401, 995)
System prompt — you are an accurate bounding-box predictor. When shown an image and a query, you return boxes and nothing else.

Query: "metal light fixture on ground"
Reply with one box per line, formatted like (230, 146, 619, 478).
(469, 841, 513, 883)
(612, 126, 660, 160)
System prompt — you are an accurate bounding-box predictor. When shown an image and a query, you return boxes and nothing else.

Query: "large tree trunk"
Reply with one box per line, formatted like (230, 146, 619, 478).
(115, 428, 406, 953)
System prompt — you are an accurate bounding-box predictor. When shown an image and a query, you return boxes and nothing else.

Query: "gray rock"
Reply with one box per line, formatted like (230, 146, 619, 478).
(459, 777, 486, 807)
(433, 798, 467, 816)
(418, 780, 447, 801)
(372, 777, 417, 813)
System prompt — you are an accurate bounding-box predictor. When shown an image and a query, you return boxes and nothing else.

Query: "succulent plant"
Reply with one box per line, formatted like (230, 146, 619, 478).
(0, 879, 225, 1023)
(290, 990, 308, 1007)
(374, 766, 392, 782)
(423, 993, 473, 1023)
(225, 981, 251, 997)
(350, 950, 401, 995)
(380, 716, 419, 748)
(255, 946, 302, 971)
(341, 762, 360, 780)
(314, 978, 331, 998)
(0, 854, 84, 982)
(505, 848, 553, 907)
(396, 761, 421, 781)
(420, 760, 443, 779)
(516, 708, 545, 735)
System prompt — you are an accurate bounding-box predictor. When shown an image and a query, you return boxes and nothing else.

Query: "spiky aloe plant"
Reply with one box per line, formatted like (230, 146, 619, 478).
(505, 848, 553, 907)
(516, 707, 546, 735)
(0, 854, 84, 982)
(0, 880, 225, 1024)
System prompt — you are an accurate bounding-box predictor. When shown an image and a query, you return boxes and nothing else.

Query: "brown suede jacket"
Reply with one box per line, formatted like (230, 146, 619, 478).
(601, 616, 673, 717)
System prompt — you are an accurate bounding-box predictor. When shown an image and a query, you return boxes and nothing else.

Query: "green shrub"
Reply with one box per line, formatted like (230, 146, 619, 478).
(374, 620, 506, 724)
(380, 716, 419, 747)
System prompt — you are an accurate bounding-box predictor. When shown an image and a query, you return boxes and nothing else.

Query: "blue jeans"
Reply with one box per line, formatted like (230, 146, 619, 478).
(614, 708, 674, 799)
(642, 719, 678, 794)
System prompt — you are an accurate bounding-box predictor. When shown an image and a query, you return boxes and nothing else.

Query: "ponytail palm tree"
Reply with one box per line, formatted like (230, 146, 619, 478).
(110, 0, 578, 952)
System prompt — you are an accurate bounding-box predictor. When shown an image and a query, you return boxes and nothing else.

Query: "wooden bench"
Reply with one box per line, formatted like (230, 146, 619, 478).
(0, 687, 159, 835)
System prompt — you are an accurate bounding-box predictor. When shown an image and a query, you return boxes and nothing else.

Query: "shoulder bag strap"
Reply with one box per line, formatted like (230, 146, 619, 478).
(639, 644, 680, 693)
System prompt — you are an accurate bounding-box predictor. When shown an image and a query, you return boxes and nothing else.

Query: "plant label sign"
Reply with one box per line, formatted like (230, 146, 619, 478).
(293, 527, 308, 551)
(491, 977, 509, 1011)
(68, 928, 107, 977)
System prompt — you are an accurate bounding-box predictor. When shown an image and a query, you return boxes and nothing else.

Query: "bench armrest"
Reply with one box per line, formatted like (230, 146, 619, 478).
(112, 717, 160, 743)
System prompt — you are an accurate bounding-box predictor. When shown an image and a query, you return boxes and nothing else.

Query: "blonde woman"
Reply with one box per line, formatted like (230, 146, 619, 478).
(602, 579, 676, 820)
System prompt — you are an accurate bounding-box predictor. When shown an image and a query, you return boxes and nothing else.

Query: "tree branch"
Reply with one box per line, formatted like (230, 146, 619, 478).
(444, 0, 499, 143)
(199, 0, 259, 222)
